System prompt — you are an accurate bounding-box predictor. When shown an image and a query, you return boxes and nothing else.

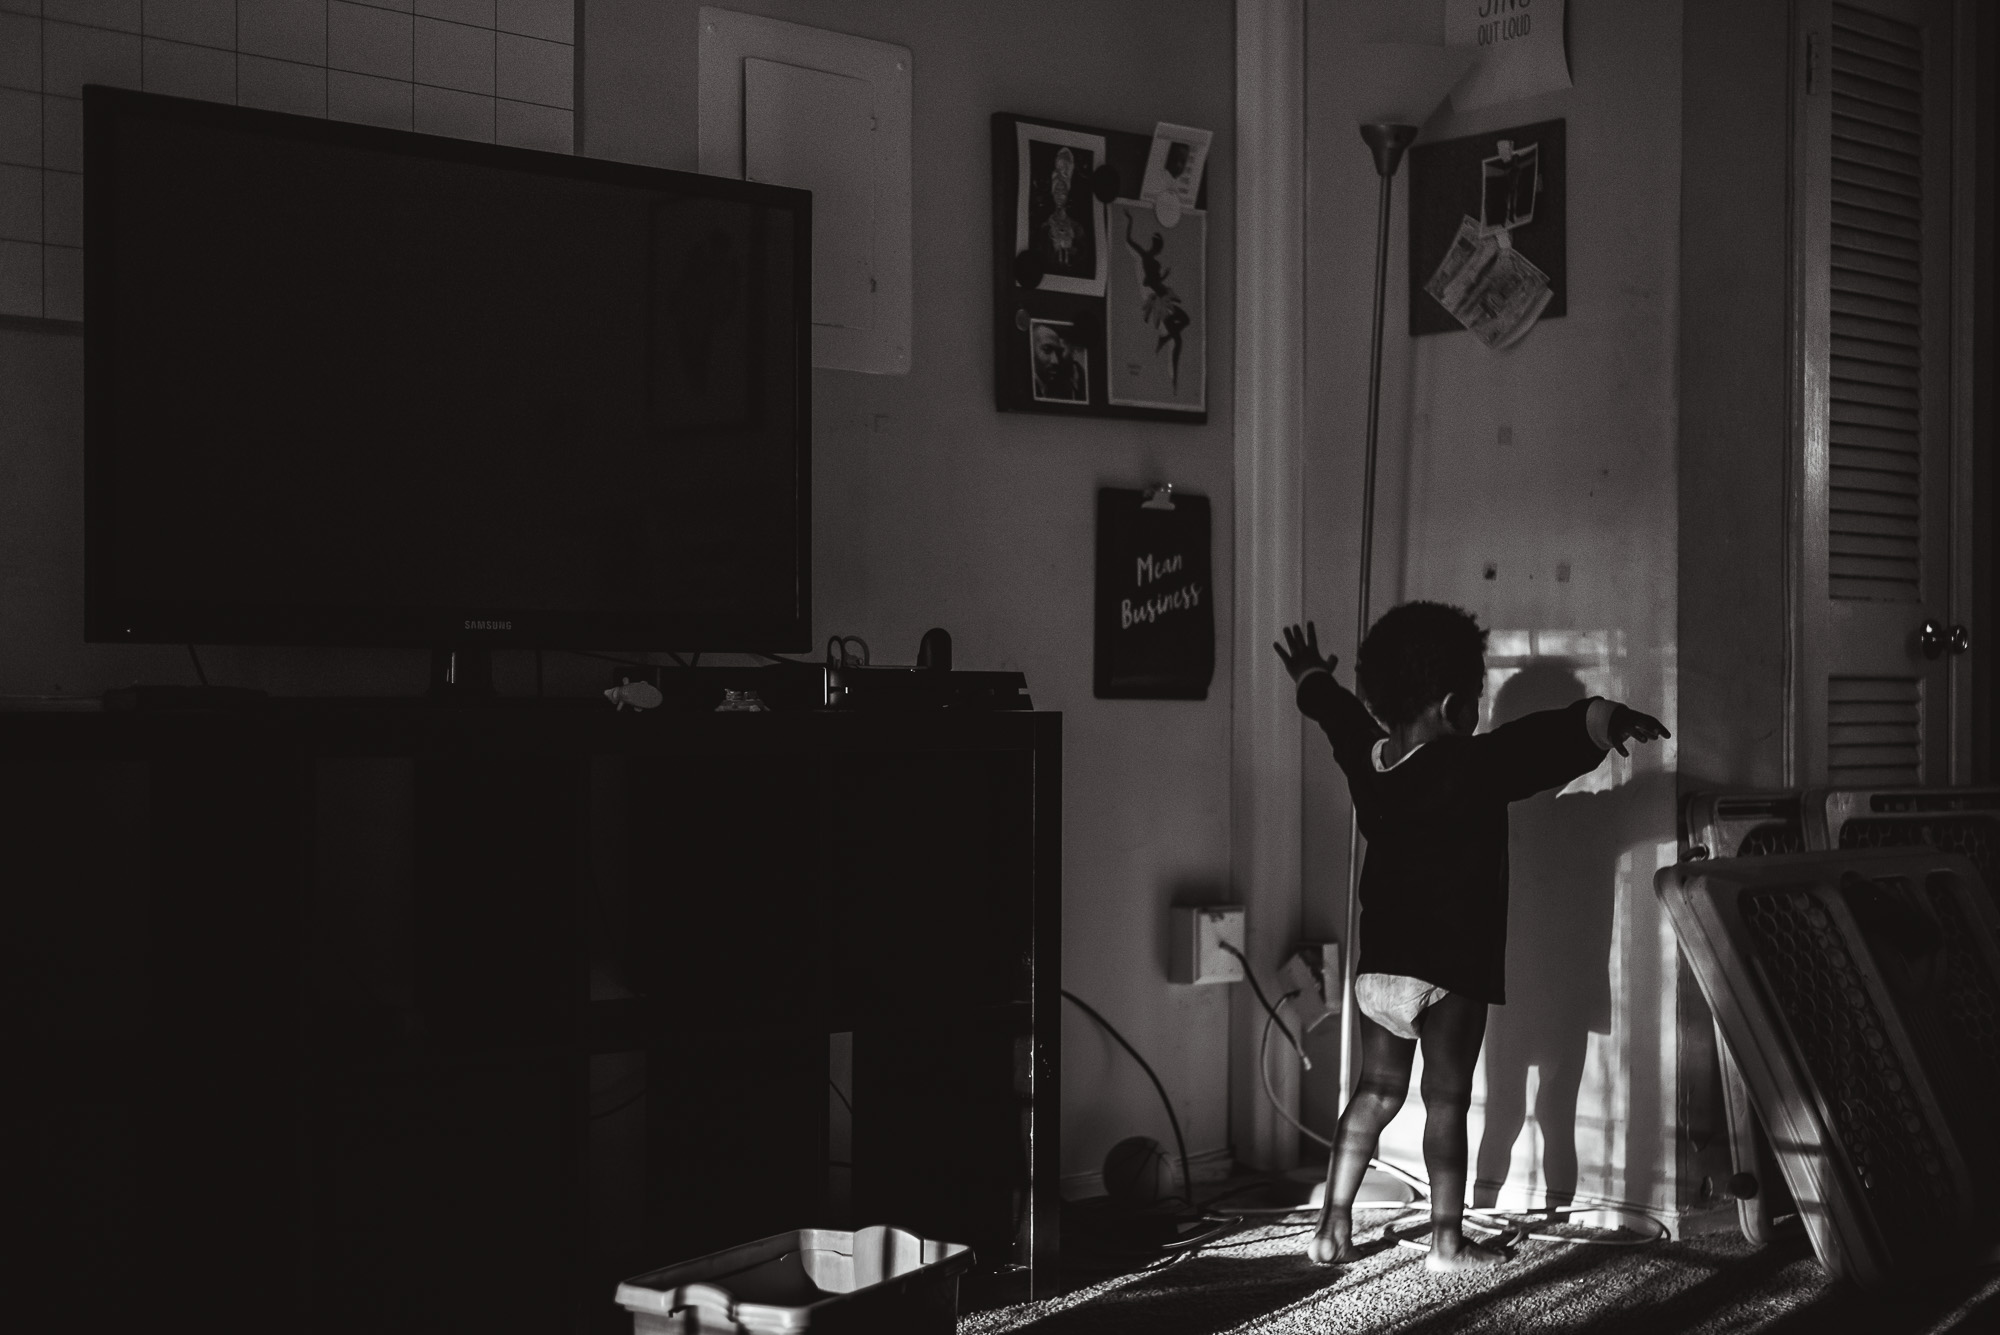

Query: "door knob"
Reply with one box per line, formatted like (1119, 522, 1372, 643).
(1920, 621, 1971, 660)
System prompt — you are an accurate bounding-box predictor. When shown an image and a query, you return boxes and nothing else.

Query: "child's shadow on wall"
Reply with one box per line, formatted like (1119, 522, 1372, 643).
(1473, 660, 1672, 1212)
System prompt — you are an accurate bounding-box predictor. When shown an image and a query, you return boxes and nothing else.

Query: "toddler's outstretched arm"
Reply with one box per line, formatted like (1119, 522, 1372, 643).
(1274, 621, 1336, 683)
(1600, 704, 1671, 757)
(1279, 620, 1387, 779)
(1477, 697, 1671, 800)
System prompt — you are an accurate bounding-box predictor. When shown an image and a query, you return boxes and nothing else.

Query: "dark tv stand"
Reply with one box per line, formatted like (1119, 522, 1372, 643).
(3, 702, 1061, 1331)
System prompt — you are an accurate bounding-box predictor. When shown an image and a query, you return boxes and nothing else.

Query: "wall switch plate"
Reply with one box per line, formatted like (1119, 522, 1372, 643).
(1170, 905, 1245, 985)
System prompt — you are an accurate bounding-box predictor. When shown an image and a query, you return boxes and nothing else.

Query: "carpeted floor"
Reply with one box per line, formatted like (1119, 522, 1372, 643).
(960, 1208, 2000, 1335)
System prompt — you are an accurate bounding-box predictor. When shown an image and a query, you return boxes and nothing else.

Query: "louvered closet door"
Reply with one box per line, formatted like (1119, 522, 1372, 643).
(1797, 0, 1964, 787)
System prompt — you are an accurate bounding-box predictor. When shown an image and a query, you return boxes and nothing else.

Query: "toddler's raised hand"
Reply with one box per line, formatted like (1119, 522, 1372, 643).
(1608, 705, 1670, 757)
(1274, 621, 1336, 684)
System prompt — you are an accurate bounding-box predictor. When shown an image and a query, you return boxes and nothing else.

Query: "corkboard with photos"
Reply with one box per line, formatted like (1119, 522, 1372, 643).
(991, 112, 1209, 423)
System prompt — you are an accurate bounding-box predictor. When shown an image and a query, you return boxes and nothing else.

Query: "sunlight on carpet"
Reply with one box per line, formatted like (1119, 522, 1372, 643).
(960, 1209, 2000, 1335)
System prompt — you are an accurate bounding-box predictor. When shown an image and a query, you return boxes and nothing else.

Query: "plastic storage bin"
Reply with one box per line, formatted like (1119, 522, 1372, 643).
(615, 1225, 972, 1334)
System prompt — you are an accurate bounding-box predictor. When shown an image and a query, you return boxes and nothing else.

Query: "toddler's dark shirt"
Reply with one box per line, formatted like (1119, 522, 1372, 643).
(1299, 671, 1609, 1004)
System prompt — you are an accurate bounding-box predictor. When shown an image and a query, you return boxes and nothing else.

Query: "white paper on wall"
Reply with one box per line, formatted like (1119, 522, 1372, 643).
(744, 58, 878, 333)
(698, 7, 912, 375)
(1445, 0, 1571, 112)
(1138, 122, 1211, 209)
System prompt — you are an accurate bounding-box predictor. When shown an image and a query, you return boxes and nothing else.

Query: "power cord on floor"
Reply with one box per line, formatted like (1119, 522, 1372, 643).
(1218, 940, 1308, 1068)
(1061, 989, 1194, 1208)
(1156, 1217, 1242, 1251)
(1259, 989, 1333, 1152)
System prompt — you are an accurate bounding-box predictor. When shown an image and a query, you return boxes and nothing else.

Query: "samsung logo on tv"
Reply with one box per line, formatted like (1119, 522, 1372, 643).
(463, 619, 513, 631)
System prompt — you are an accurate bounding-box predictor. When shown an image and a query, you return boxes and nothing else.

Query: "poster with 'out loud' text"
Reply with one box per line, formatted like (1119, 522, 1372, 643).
(1447, 0, 1571, 111)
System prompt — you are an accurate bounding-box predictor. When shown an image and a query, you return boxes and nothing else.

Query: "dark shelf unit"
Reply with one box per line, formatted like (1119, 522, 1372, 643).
(3, 703, 1061, 1333)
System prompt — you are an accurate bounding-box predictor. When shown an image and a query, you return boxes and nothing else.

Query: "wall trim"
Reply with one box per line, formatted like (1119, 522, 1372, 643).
(0, 316, 83, 336)
(1231, 0, 1307, 1173)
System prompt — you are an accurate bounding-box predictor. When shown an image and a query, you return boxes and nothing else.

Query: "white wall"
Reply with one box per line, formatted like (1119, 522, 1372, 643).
(1302, 0, 1703, 1223)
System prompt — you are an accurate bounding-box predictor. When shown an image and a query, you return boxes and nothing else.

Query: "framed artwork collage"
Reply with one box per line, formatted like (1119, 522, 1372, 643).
(991, 112, 1208, 423)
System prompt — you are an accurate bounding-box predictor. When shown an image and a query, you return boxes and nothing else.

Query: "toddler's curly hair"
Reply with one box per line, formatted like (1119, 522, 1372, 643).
(1355, 601, 1489, 728)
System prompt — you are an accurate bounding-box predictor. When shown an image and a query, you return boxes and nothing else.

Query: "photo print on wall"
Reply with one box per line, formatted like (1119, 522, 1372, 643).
(1137, 122, 1212, 210)
(1422, 215, 1551, 349)
(1029, 317, 1090, 403)
(1016, 121, 1107, 297)
(1107, 200, 1205, 412)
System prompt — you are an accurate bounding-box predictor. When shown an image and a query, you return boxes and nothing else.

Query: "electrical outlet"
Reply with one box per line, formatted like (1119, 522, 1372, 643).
(1170, 905, 1245, 985)
(1281, 941, 1342, 1030)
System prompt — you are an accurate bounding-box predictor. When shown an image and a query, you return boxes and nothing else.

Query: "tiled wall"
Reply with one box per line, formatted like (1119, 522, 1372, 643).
(0, 0, 576, 321)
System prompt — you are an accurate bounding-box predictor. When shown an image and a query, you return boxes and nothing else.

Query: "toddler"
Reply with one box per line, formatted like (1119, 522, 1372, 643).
(1274, 604, 1667, 1272)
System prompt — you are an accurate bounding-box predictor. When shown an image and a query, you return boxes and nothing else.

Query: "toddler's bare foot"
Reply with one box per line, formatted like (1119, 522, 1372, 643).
(1423, 1232, 1508, 1275)
(1306, 1213, 1360, 1265)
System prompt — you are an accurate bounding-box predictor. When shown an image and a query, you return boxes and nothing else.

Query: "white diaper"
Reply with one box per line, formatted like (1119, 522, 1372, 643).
(1354, 972, 1450, 1040)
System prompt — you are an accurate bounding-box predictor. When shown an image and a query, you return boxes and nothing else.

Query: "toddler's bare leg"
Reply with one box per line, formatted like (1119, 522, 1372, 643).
(1309, 1015, 1414, 1264)
(1417, 992, 1507, 1273)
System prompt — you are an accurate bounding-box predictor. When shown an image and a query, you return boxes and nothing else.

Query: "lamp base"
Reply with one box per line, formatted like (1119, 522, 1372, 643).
(1359, 123, 1419, 179)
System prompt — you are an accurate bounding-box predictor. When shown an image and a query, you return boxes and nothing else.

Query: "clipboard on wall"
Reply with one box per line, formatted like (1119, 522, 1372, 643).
(1094, 487, 1213, 699)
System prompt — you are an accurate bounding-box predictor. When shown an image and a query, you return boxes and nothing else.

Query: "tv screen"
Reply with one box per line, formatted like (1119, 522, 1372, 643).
(84, 86, 811, 653)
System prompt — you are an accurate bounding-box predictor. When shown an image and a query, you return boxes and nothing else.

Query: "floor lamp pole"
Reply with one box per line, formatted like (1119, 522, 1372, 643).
(1338, 122, 1417, 1112)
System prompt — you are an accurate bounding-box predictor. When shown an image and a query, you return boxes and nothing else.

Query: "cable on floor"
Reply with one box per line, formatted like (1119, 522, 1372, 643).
(1061, 989, 1193, 1208)
(1219, 940, 1308, 1067)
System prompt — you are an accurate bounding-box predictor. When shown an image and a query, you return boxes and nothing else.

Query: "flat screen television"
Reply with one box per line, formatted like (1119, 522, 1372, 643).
(84, 85, 811, 655)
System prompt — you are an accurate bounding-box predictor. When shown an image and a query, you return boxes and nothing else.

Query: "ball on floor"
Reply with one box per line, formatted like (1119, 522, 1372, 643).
(1102, 1135, 1173, 1207)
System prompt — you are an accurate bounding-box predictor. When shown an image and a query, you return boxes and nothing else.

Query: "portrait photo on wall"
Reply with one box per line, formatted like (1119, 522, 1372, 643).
(1016, 122, 1107, 297)
(1106, 200, 1205, 412)
(1028, 316, 1091, 404)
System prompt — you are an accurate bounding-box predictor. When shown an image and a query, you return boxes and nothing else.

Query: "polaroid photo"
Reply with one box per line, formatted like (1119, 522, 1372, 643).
(1480, 141, 1539, 235)
(1017, 123, 1107, 297)
(1028, 317, 1091, 404)
(1139, 122, 1212, 208)
(1106, 200, 1205, 412)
